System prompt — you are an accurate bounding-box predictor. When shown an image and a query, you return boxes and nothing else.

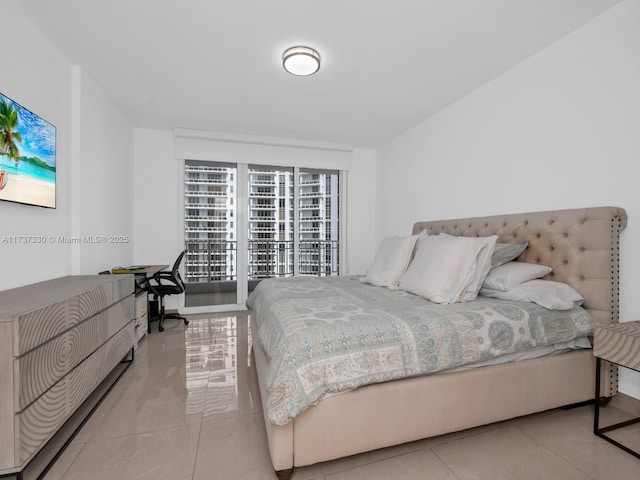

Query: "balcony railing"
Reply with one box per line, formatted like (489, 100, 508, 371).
(185, 178, 228, 185)
(184, 240, 339, 283)
(250, 192, 276, 198)
(249, 204, 276, 210)
(185, 203, 228, 210)
(185, 165, 230, 173)
(185, 215, 228, 222)
(185, 191, 227, 198)
(249, 180, 277, 186)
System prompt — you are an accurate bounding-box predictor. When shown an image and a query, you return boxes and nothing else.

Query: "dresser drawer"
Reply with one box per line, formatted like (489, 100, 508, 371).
(16, 296, 134, 411)
(16, 321, 135, 464)
(17, 381, 66, 464)
(135, 294, 148, 317)
(0, 275, 136, 474)
(137, 313, 149, 343)
(15, 275, 133, 355)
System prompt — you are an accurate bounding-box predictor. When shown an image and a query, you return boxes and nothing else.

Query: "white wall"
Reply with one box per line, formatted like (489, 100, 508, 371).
(346, 149, 377, 275)
(72, 68, 135, 274)
(375, 0, 640, 399)
(133, 129, 181, 265)
(133, 129, 377, 308)
(0, 1, 73, 290)
(1, 1, 134, 290)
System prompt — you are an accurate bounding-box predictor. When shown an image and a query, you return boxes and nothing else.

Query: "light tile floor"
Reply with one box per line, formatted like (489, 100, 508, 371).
(45, 312, 640, 480)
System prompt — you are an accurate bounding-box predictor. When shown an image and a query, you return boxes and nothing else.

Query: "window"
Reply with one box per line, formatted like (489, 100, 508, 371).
(247, 165, 294, 280)
(299, 168, 339, 276)
(184, 160, 341, 306)
(183, 161, 237, 302)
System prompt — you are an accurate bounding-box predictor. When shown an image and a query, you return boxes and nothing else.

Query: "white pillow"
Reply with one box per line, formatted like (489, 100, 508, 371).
(457, 234, 498, 302)
(482, 262, 552, 291)
(364, 234, 419, 288)
(480, 279, 584, 310)
(399, 234, 487, 304)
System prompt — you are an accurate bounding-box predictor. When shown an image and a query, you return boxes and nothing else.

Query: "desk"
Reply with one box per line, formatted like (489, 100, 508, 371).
(593, 321, 640, 459)
(111, 265, 169, 336)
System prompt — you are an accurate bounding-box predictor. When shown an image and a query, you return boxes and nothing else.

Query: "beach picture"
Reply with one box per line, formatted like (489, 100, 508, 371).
(0, 92, 56, 208)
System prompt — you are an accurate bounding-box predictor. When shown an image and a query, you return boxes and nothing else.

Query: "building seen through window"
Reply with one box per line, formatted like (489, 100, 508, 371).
(183, 161, 339, 306)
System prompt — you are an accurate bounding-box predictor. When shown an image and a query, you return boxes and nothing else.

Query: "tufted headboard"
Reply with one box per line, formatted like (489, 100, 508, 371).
(412, 206, 627, 326)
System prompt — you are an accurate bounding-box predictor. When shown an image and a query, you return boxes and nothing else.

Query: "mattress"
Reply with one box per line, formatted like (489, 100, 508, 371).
(442, 336, 591, 371)
(247, 275, 595, 425)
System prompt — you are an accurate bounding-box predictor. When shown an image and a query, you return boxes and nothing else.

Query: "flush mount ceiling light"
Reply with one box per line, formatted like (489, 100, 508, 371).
(282, 46, 321, 76)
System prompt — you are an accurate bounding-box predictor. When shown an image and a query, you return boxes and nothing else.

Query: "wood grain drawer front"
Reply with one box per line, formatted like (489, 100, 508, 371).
(15, 301, 67, 358)
(594, 321, 640, 370)
(17, 381, 66, 465)
(16, 275, 133, 355)
(16, 321, 135, 465)
(135, 294, 147, 317)
(15, 336, 66, 412)
(67, 322, 135, 414)
(104, 295, 134, 339)
(16, 296, 134, 411)
(138, 313, 148, 338)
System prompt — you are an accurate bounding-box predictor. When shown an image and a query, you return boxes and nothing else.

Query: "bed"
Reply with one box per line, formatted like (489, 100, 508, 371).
(248, 206, 627, 479)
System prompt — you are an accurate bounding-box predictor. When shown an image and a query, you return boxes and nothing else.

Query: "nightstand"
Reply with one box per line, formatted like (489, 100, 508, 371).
(593, 321, 640, 459)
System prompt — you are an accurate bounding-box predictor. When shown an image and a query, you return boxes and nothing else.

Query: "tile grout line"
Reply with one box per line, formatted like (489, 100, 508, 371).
(512, 411, 600, 480)
(189, 421, 204, 480)
(189, 319, 217, 480)
(427, 444, 463, 480)
(44, 441, 89, 480)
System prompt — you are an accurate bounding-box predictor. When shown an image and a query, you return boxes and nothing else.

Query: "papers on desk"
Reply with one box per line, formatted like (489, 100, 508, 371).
(111, 265, 150, 273)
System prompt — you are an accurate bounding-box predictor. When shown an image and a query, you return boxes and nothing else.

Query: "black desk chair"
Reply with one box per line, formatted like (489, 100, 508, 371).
(141, 251, 189, 332)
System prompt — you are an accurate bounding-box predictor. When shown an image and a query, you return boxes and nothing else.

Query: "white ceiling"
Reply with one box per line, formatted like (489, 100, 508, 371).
(19, 0, 621, 148)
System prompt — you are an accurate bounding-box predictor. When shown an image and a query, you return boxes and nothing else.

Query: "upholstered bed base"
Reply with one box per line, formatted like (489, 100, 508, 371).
(254, 330, 595, 471)
(251, 206, 627, 474)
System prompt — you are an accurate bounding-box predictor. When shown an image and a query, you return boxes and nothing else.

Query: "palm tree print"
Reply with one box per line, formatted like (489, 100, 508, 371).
(0, 96, 22, 165)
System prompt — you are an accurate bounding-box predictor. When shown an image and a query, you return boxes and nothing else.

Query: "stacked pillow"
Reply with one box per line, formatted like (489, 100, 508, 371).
(491, 241, 528, 268)
(480, 280, 584, 310)
(399, 233, 497, 303)
(482, 261, 552, 291)
(364, 233, 419, 288)
(364, 232, 498, 304)
(364, 234, 584, 310)
(479, 261, 583, 310)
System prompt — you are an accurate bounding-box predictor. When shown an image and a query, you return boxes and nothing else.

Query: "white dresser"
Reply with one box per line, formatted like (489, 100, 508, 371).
(0, 275, 135, 477)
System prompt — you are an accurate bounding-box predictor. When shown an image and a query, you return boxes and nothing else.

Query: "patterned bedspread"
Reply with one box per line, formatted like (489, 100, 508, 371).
(247, 276, 595, 426)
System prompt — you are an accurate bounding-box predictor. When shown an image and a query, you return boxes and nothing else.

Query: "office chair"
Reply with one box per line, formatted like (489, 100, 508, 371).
(141, 250, 189, 332)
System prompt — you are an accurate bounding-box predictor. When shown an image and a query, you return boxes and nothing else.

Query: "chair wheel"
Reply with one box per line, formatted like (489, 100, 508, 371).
(184, 319, 189, 326)
(159, 325, 164, 332)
